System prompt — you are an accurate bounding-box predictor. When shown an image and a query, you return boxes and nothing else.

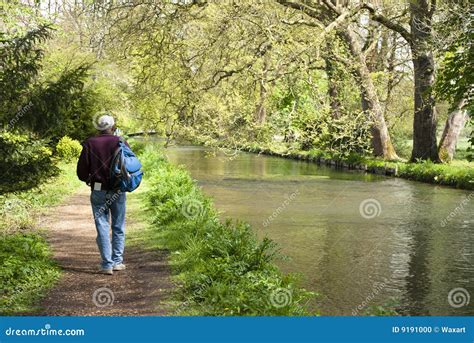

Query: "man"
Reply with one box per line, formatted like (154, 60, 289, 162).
(77, 114, 127, 275)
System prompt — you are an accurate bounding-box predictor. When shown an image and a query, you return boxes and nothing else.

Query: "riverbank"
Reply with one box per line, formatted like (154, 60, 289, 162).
(215, 142, 474, 190)
(0, 162, 81, 315)
(134, 147, 314, 315)
(161, 143, 473, 315)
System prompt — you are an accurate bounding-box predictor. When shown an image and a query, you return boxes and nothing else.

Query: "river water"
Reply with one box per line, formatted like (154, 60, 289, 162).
(164, 145, 474, 315)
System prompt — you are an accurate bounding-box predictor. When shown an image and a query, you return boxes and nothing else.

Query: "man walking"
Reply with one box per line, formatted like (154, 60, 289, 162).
(77, 115, 127, 275)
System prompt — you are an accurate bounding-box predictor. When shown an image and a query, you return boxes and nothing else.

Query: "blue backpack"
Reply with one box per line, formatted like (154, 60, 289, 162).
(109, 138, 143, 192)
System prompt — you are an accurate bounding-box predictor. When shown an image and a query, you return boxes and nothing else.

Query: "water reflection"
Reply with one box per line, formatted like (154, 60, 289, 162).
(164, 146, 474, 315)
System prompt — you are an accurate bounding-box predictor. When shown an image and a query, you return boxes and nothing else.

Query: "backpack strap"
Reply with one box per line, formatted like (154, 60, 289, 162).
(109, 143, 123, 189)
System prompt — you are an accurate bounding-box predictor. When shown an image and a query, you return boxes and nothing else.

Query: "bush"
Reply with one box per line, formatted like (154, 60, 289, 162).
(0, 162, 81, 314)
(0, 233, 60, 314)
(0, 131, 58, 194)
(128, 138, 146, 156)
(140, 148, 313, 315)
(55, 136, 82, 162)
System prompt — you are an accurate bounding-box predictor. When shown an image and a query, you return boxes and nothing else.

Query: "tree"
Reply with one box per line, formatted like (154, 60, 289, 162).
(435, 1, 472, 161)
(362, 1, 439, 161)
(438, 99, 468, 161)
(0, 25, 52, 124)
(275, 0, 399, 160)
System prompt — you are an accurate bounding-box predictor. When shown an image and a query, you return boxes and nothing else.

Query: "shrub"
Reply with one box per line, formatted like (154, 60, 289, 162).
(55, 136, 82, 162)
(0, 162, 80, 314)
(0, 131, 58, 194)
(0, 233, 60, 314)
(128, 138, 146, 156)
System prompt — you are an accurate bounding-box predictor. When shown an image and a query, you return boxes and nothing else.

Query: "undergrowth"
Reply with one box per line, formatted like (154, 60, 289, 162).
(138, 148, 314, 315)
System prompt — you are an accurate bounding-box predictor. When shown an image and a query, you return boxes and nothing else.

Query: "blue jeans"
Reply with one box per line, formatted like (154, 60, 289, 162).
(90, 190, 126, 269)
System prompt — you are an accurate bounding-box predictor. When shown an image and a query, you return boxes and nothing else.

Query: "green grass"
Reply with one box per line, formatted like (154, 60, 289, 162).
(402, 136, 471, 161)
(0, 162, 82, 315)
(131, 147, 314, 316)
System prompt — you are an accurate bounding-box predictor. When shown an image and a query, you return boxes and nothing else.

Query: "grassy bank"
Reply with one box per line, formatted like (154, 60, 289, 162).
(226, 142, 474, 190)
(0, 162, 82, 315)
(132, 147, 313, 315)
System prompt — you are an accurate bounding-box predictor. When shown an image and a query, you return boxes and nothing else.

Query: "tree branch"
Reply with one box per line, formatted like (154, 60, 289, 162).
(281, 18, 324, 28)
(361, 3, 412, 43)
(275, 0, 331, 23)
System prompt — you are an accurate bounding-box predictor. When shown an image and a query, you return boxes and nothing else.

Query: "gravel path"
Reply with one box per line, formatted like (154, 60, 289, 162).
(35, 187, 172, 316)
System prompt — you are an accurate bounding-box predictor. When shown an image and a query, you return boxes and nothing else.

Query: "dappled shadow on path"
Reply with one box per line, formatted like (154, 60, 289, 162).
(25, 188, 173, 316)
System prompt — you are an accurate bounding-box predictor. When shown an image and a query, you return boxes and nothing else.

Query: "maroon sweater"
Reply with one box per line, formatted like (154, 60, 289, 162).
(76, 134, 128, 190)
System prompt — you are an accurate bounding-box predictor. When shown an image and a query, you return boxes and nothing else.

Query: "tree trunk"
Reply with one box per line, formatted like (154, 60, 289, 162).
(255, 51, 270, 125)
(409, 1, 439, 162)
(255, 79, 267, 125)
(339, 29, 399, 160)
(438, 99, 468, 162)
(324, 42, 342, 119)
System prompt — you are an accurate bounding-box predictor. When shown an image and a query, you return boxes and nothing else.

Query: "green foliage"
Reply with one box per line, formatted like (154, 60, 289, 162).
(26, 64, 98, 141)
(128, 138, 146, 156)
(140, 148, 313, 315)
(310, 112, 373, 159)
(268, 77, 372, 158)
(0, 25, 53, 119)
(434, 3, 473, 160)
(0, 162, 81, 233)
(235, 143, 474, 190)
(0, 131, 58, 194)
(396, 160, 474, 190)
(0, 233, 60, 315)
(55, 136, 82, 162)
(1, 20, 130, 142)
(0, 162, 80, 314)
(363, 298, 400, 316)
(468, 120, 474, 162)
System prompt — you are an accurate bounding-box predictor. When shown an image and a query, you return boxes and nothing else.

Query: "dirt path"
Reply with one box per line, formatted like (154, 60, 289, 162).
(36, 187, 173, 316)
